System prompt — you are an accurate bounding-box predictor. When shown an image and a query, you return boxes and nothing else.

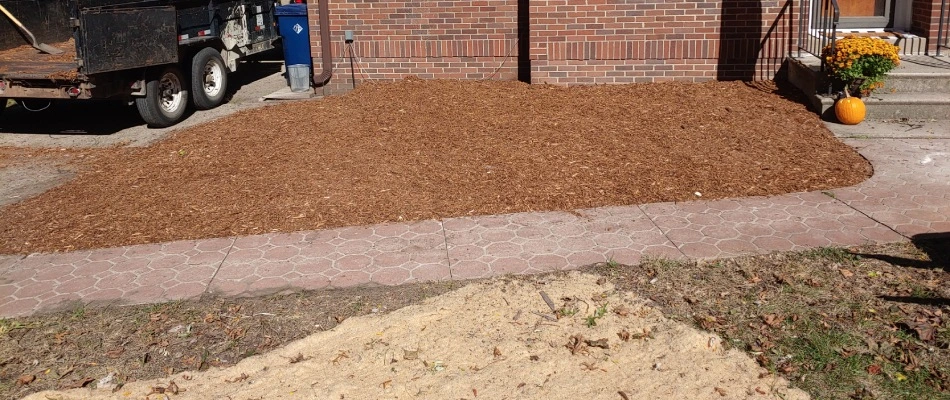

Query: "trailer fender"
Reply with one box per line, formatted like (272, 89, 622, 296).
(130, 79, 146, 96)
(222, 48, 240, 72)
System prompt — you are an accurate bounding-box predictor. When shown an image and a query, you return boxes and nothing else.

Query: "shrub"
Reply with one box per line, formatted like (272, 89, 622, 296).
(821, 35, 900, 95)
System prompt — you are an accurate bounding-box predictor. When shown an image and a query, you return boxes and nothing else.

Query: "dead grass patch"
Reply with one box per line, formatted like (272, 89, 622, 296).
(594, 240, 950, 399)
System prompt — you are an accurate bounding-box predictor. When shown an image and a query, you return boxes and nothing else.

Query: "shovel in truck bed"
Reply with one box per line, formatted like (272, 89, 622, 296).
(0, 3, 64, 55)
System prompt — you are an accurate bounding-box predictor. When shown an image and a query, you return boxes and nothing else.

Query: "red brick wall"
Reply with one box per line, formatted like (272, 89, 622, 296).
(911, 0, 941, 53)
(530, 0, 795, 84)
(308, 1, 519, 93)
(306, 0, 797, 91)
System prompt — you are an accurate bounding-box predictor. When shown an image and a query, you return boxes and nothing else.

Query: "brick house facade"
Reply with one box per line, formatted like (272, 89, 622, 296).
(306, 0, 947, 93)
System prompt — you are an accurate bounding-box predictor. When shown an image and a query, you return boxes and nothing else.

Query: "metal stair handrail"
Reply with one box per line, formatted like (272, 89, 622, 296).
(798, 0, 840, 65)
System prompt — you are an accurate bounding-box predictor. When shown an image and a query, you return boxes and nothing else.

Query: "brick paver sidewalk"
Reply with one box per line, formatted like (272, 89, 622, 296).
(1, 123, 948, 318)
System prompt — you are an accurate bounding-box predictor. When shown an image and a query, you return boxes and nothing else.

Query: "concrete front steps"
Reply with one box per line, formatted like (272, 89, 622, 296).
(787, 54, 950, 121)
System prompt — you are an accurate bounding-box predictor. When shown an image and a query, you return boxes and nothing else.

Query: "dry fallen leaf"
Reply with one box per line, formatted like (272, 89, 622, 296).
(288, 353, 311, 364)
(331, 350, 350, 364)
(53, 331, 68, 345)
(167, 381, 179, 395)
(618, 329, 631, 342)
(763, 314, 782, 327)
(840, 269, 854, 278)
(908, 322, 936, 342)
(65, 377, 94, 389)
(714, 386, 727, 396)
(225, 373, 249, 383)
(566, 334, 587, 355)
(696, 315, 718, 329)
(55, 366, 74, 380)
(613, 305, 630, 317)
(105, 348, 125, 359)
(16, 374, 35, 386)
(580, 361, 599, 371)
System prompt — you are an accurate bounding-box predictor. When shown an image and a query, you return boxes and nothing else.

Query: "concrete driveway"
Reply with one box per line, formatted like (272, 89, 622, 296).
(0, 57, 298, 206)
(0, 59, 292, 149)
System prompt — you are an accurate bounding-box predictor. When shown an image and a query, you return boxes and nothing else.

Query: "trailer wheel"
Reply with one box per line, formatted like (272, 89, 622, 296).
(136, 66, 188, 128)
(191, 48, 228, 110)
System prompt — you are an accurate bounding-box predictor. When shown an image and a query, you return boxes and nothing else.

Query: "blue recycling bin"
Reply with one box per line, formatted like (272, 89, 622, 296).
(275, 4, 311, 66)
(275, 4, 312, 91)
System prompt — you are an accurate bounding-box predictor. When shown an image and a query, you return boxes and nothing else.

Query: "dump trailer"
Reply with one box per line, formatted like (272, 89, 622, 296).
(0, 0, 282, 127)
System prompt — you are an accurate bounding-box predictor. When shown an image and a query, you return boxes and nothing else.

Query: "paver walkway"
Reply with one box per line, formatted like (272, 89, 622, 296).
(1, 121, 948, 318)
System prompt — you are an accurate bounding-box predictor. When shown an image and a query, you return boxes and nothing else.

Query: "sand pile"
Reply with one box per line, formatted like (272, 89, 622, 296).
(26, 273, 808, 400)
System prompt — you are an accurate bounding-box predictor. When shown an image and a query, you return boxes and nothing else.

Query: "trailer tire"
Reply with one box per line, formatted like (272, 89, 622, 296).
(136, 66, 189, 128)
(191, 48, 228, 110)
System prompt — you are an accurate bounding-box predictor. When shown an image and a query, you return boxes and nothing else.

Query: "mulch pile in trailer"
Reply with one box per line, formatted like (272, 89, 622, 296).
(0, 39, 76, 63)
(0, 39, 77, 79)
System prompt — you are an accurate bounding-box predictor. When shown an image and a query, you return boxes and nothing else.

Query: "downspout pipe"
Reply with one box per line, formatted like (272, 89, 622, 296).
(517, 0, 530, 83)
(312, 0, 332, 86)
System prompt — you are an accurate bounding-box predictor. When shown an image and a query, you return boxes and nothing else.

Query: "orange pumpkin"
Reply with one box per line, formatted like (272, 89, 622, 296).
(835, 90, 866, 125)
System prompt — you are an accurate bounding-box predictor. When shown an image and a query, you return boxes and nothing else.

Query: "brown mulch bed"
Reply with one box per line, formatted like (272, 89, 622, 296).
(0, 79, 871, 254)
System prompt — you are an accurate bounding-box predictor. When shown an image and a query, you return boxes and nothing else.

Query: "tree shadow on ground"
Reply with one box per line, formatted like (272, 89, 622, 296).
(854, 232, 949, 271)
(852, 232, 950, 306)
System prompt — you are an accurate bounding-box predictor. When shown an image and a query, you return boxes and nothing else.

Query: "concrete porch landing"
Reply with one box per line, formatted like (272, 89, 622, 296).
(1, 121, 948, 318)
(788, 54, 950, 120)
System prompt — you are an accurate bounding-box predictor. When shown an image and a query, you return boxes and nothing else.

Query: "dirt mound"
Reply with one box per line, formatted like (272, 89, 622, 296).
(24, 273, 809, 400)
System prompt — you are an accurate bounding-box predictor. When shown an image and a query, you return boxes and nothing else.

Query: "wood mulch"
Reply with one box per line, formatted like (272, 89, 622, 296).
(0, 39, 76, 63)
(0, 39, 78, 79)
(0, 79, 871, 254)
